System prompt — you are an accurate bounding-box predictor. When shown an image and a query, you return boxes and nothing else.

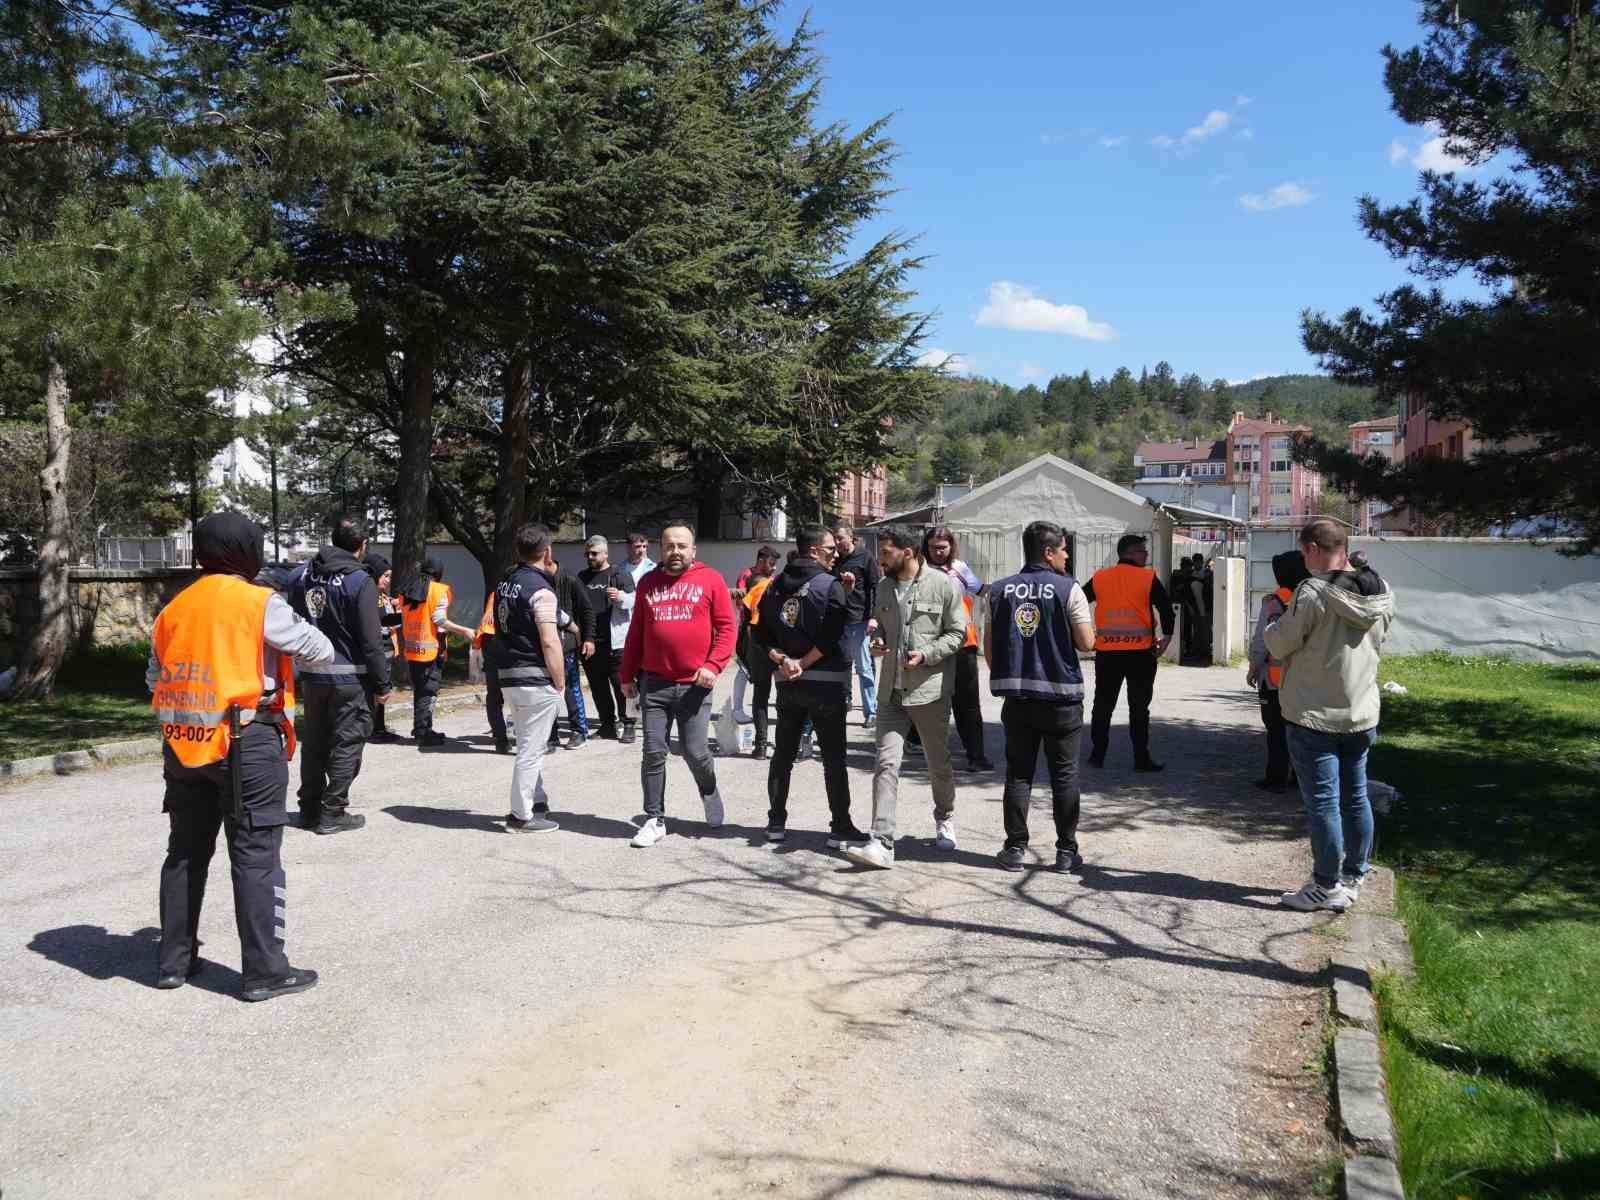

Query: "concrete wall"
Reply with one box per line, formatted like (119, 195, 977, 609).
(1211, 557, 1247, 662)
(1351, 537, 1600, 661)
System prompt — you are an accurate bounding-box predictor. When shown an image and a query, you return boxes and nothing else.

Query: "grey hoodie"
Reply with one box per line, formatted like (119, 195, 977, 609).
(1263, 573, 1396, 733)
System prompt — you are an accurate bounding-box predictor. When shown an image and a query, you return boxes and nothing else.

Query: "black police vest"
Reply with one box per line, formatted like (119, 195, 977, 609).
(767, 569, 849, 691)
(987, 564, 1086, 704)
(491, 564, 555, 686)
(290, 557, 371, 685)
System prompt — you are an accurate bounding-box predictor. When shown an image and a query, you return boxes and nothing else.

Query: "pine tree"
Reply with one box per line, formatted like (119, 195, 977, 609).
(1300, 0, 1600, 551)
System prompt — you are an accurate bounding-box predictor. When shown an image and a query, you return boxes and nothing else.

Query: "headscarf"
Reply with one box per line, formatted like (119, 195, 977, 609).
(194, 511, 264, 580)
(397, 557, 444, 607)
(1271, 549, 1310, 591)
(363, 552, 391, 582)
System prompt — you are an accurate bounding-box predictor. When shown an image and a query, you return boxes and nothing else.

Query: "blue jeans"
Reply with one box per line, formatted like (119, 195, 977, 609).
(1285, 723, 1377, 887)
(841, 621, 878, 719)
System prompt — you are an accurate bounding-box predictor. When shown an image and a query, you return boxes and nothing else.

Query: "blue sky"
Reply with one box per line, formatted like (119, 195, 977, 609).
(786, 1, 1476, 388)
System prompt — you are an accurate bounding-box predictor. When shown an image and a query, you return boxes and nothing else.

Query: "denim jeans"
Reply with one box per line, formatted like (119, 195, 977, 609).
(841, 621, 879, 719)
(1285, 723, 1377, 887)
(639, 674, 720, 820)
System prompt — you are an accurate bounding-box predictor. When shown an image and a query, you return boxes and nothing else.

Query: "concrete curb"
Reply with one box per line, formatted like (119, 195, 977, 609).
(1329, 866, 1415, 1198)
(1, 688, 490, 788)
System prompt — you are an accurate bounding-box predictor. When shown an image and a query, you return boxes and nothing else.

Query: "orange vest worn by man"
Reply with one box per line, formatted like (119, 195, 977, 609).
(1082, 535, 1175, 771)
(399, 561, 456, 743)
(147, 511, 333, 1002)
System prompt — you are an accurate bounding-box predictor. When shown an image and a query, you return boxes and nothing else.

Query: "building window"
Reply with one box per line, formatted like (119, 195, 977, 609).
(1270, 459, 1292, 473)
(1270, 436, 1289, 450)
(1268, 504, 1291, 517)
(1271, 482, 1291, 495)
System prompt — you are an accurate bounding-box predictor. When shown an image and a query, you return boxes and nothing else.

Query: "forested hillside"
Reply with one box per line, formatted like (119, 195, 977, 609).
(887, 366, 1387, 507)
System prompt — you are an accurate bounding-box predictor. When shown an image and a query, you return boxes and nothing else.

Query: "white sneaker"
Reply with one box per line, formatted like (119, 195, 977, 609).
(701, 791, 725, 828)
(1340, 875, 1364, 905)
(934, 819, 957, 851)
(631, 817, 668, 848)
(842, 840, 894, 870)
(1280, 878, 1351, 912)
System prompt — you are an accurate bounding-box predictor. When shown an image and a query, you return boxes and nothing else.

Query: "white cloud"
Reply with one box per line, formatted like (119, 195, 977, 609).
(1226, 372, 1273, 386)
(1018, 363, 1049, 383)
(1237, 181, 1315, 211)
(1098, 135, 1128, 148)
(1182, 109, 1232, 144)
(914, 348, 975, 375)
(1149, 133, 1176, 149)
(1235, 94, 1254, 108)
(975, 281, 1117, 341)
(1391, 123, 1477, 173)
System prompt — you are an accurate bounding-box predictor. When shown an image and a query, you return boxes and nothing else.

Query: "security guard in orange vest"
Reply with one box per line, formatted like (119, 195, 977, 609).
(1246, 549, 1310, 791)
(1082, 532, 1175, 771)
(398, 558, 474, 746)
(473, 592, 511, 753)
(147, 511, 334, 1001)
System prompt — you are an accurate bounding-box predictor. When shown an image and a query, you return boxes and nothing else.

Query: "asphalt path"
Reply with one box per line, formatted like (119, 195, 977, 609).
(1, 663, 1335, 1199)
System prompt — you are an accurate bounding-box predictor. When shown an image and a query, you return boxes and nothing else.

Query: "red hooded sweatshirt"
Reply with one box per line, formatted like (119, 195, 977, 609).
(619, 560, 737, 685)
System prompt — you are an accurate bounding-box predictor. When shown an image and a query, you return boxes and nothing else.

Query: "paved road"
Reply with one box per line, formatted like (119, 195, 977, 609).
(1, 663, 1335, 1199)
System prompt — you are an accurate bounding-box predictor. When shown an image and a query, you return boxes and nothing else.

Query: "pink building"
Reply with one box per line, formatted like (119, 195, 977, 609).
(836, 465, 889, 528)
(1224, 412, 1323, 526)
(1349, 415, 1401, 533)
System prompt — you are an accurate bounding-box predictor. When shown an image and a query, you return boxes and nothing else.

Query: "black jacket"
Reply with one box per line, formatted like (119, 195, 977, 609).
(552, 569, 594, 652)
(756, 560, 850, 693)
(578, 563, 634, 631)
(832, 547, 880, 624)
(290, 545, 388, 683)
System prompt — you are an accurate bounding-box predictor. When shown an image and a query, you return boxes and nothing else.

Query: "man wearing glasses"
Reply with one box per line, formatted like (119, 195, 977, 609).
(755, 524, 866, 848)
(577, 534, 635, 740)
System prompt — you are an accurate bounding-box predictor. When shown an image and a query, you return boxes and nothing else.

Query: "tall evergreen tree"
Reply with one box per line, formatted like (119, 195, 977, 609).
(1300, 0, 1600, 551)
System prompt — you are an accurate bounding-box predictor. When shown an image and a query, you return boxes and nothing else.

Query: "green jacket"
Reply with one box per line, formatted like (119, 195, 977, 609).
(871, 561, 968, 707)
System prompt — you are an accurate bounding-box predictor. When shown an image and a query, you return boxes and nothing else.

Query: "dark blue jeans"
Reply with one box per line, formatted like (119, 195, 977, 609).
(1285, 723, 1377, 887)
(639, 674, 718, 819)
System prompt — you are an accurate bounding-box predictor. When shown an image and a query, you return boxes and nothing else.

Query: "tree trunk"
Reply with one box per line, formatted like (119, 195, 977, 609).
(391, 338, 436, 584)
(12, 357, 74, 700)
(490, 352, 533, 578)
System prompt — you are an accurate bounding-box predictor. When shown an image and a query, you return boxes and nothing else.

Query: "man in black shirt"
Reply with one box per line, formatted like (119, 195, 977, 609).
(577, 535, 635, 740)
(547, 558, 594, 750)
(832, 524, 882, 728)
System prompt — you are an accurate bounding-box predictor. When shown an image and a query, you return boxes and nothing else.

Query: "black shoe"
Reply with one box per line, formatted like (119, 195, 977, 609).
(1134, 759, 1165, 773)
(506, 813, 559, 833)
(1254, 778, 1289, 792)
(298, 812, 321, 830)
(417, 731, 448, 747)
(368, 730, 398, 744)
(826, 826, 869, 849)
(1086, 752, 1105, 768)
(241, 967, 319, 1003)
(314, 812, 366, 835)
(996, 845, 1027, 872)
(967, 757, 995, 772)
(155, 950, 206, 989)
(546, 737, 564, 752)
(620, 724, 636, 745)
(533, 800, 549, 814)
(752, 743, 768, 760)
(596, 724, 619, 741)
(569, 733, 589, 748)
(494, 739, 512, 755)
(1054, 849, 1083, 873)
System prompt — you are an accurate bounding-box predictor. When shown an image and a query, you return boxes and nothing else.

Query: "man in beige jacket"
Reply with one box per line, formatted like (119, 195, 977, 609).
(843, 529, 969, 869)
(1264, 518, 1395, 912)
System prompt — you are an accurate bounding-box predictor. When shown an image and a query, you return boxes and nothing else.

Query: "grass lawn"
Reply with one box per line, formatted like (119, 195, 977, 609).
(1370, 652, 1600, 1200)
(2, 642, 157, 761)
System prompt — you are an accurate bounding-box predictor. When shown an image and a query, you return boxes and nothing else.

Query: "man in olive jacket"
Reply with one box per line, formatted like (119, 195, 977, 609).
(843, 528, 969, 870)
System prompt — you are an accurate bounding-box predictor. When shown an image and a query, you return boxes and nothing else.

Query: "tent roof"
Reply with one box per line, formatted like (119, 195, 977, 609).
(944, 453, 1150, 517)
(1157, 501, 1247, 527)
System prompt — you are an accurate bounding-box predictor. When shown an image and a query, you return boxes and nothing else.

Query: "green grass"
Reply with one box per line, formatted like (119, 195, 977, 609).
(2, 641, 157, 761)
(1369, 652, 1600, 1200)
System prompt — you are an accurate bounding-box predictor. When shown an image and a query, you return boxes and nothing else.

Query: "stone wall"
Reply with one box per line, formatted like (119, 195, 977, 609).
(0, 568, 200, 665)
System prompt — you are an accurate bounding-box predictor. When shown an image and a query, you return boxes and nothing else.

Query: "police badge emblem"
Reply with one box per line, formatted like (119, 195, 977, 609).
(496, 597, 511, 630)
(1015, 601, 1041, 638)
(780, 597, 802, 627)
(306, 587, 328, 619)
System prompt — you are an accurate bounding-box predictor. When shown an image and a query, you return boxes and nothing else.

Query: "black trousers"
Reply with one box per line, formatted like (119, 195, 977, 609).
(952, 646, 986, 763)
(408, 658, 443, 736)
(297, 681, 372, 823)
(482, 642, 508, 745)
(158, 722, 291, 989)
(747, 653, 774, 748)
(1259, 688, 1291, 785)
(767, 686, 853, 834)
(1089, 649, 1158, 761)
(370, 654, 395, 733)
(582, 640, 626, 732)
(1001, 699, 1084, 851)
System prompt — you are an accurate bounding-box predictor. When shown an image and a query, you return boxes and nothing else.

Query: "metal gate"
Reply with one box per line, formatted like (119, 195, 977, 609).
(1248, 527, 1298, 625)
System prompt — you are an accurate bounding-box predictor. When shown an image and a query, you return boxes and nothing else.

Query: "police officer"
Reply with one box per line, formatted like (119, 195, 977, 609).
(288, 513, 392, 833)
(756, 523, 866, 848)
(362, 552, 402, 741)
(494, 524, 567, 832)
(148, 511, 333, 1000)
(984, 520, 1098, 872)
(1083, 533, 1175, 771)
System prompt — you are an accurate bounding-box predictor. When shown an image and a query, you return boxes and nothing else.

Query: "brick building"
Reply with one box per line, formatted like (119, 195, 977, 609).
(836, 464, 889, 528)
(1223, 412, 1323, 525)
(1348, 415, 1401, 533)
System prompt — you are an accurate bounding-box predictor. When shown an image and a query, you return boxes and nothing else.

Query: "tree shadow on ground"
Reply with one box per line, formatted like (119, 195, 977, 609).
(383, 804, 640, 841)
(26, 924, 243, 995)
(1392, 1023, 1600, 1118)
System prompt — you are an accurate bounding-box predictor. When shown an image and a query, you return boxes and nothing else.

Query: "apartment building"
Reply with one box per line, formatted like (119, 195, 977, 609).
(1224, 412, 1323, 525)
(836, 464, 890, 528)
(1349, 415, 1401, 533)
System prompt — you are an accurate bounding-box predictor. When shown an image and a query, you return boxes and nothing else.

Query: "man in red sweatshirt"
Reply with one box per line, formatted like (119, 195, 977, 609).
(619, 522, 738, 847)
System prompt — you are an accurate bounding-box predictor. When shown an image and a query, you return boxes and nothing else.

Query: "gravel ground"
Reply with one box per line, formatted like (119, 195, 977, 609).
(0, 662, 1336, 1199)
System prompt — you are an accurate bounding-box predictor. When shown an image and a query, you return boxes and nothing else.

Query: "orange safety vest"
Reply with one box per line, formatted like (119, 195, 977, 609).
(743, 575, 773, 624)
(473, 594, 495, 650)
(402, 580, 453, 662)
(960, 593, 979, 650)
(150, 574, 296, 768)
(1266, 585, 1292, 687)
(1091, 563, 1156, 652)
